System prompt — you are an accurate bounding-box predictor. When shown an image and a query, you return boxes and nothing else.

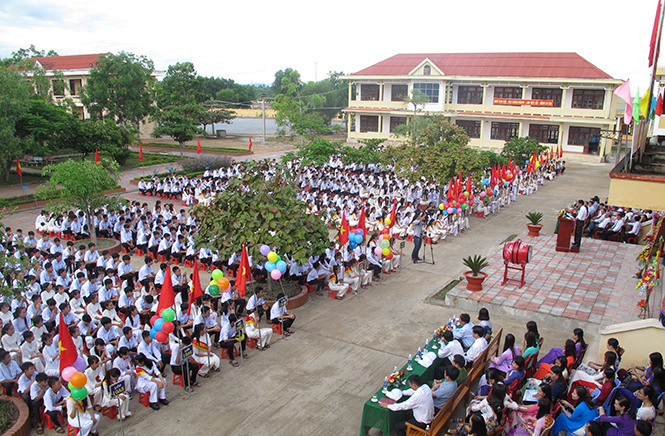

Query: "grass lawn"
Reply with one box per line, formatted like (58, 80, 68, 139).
(0, 171, 46, 186)
(146, 143, 249, 153)
(120, 152, 180, 169)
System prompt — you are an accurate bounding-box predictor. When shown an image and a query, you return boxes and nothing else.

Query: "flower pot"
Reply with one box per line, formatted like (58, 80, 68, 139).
(463, 271, 488, 292)
(526, 223, 543, 237)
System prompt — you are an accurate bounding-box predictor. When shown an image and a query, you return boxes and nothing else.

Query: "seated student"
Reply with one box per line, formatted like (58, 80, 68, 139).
(135, 353, 168, 411)
(0, 350, 22, 395)
(505, 356, 526, 386)
(91, 338, 113, 374)
(84, 356, 104, 408)
(432, 366, 459, 412)
(598, 396, 637, 436)
(170, 335, 200, 391)
(44, 376, 69, 434)
(218, 315, 248, 368)
(138, 331, 167, 374)
(29, 372, 49, 434)
(1, 323, 22, 363)
(191, 323, 221, 377)
(113, 347, 136, 395)
(66, 384, 99, 436)
(634, 419, 654, 436)
(245, 312, 273, 351)
(17, 361, 37, 405)
(507, 397, 553, 436)
(552, 386, 598, 435)
(452, 355, 468, 385)
(541, 365, 567, 402)
(465, 325, 489, 366)
(327, 265, 349, 299)
(635, 386, 657, 422)
(380, 374, 434, 436)
(246, 287, 270, 321)
(21, 330, 45, 373)
(489, 333, 520, 375)
(306, 261, 327, 294)
(119, 327, 139, 354)
(101, 368, 132, 420)
(453, 313, 475, 349)
(522, 331, 540, 358)
(96, 316, 120, 357)
(270, 293, 296, 336)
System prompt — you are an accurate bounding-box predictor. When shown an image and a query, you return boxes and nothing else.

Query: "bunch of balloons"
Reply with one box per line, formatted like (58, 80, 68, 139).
(62, 361, 89, 401)
(208, 269, 230, 296)
(260, 245, 287, 280)
(149, 308, 176, 343)
(349, 229, 364, 249)
(375, 230, 394, 260)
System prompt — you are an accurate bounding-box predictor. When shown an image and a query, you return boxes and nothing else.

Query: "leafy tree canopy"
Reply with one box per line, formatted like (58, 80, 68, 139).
(500, 136, 547, 166)
(0, 44, 59, 67)
(0, 66, 35, 181)
(193, 160, 330, 264)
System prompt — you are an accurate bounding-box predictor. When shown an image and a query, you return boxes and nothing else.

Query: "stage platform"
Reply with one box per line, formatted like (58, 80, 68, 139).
(442, 232, 645, 331)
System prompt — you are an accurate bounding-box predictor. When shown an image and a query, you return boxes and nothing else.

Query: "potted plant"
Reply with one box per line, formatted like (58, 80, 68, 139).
(526, 212, 543, 237)
(462, 255, 489, 291)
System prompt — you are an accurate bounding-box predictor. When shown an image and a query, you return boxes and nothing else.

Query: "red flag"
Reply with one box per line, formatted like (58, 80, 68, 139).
(156, 266, 175, 315)
(236, 243, 251, 297)
(58, 312, 77, 374)
(656, 93, 664, 116)
(339, 211, 349, 246)
(188, 261, 203, 315)
(249, 136, 253, 151)
(139, 143, 143, 163)
(388, 197, 397, 229)
(559, 143, 563, 158)
(466, 173, 472, 193)
(358, 206, 367, 236)
(197, 138, 201, 155)
(649, 0, 662, 67)
(95, 148, 100, 164)
(446, 180, 453, 202)
(15, 158, 22, 177)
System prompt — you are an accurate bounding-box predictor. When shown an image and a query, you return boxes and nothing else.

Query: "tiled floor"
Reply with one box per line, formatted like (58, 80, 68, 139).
(447, 232, 643, 325)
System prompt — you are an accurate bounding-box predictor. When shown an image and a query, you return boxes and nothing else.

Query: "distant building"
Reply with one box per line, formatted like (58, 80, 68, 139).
(342, 53, 623, 162)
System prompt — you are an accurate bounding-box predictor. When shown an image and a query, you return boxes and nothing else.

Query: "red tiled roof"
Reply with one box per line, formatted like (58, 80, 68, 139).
(31, 54, 104, 70)
(353, 53, 613, 80)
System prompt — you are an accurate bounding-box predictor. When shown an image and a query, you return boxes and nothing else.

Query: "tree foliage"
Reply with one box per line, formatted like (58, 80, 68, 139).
(82, 52, 156, 133)
(500, 136, 547, 166)
(199, 106, 236, 135)
(192, 160, 330, 264)
(37, 159, 124, 244)
(153, 62, 206, 155)
(0, 45, 59, 67)
(339, 138, 387, 166)
(391, 89, 432, 142)
(386, 115, 489, 184)
(0, 66, 34, 181)
(55, 118, 133, 162)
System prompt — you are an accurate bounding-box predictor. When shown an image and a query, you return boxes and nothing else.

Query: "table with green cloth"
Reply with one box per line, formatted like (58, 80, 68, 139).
(359, 339, 441, 436)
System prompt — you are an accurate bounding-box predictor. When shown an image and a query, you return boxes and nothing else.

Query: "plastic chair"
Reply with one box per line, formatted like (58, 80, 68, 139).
(327, 287, 337, 299)
(173, 373, 184, 387)
(247, 338, 258, 349)
(183, 259, 195, 268)
(272, 323, 283, 335)
(138, 392, 150, 407)
(156, 254, 167, 263)
(101, 405, 118, 420)
(67, 424, 79, 436)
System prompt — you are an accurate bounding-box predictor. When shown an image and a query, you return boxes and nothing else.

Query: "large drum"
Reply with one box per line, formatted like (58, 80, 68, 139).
(503, 239, 532, 264)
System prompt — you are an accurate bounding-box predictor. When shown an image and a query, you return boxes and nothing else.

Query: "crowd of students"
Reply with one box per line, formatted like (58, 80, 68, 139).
(378, 309, 662, 436)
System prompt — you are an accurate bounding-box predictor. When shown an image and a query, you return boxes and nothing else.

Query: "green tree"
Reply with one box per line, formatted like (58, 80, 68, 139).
(392, 89, 432, 142)
(193, 160, 329, 265)
(153, 62, 206, 156)
(340, 138, 387, 166)
(282, 137, 342, 167)
(82, 52, 156, 134)
(37, 159, 124, 244)
(0, 45, 59, 67)
(54, 118, 132, 163)
(386, 115, 488, 184)
(199, 105, 236, 135)
(0, 66, 33, 181)
(500, 136, 547, 166)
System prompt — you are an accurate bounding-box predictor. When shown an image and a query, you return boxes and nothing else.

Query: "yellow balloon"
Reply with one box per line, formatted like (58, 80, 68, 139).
(385, 218, 392, 226)
(267, 252, 278, 263)
(382, 248, 390, 256)
(439, 203, 445, 210)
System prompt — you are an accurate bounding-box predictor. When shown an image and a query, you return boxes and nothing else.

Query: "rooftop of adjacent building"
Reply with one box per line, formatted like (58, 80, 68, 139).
(353, 52, 614, 80)
(30, 53, 104, 71)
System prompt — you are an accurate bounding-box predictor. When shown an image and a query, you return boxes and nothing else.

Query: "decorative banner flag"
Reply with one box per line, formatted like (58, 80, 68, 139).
(249, 136, 253, 151)
(156, 266, 175, 315)
(641, 88, 651, 118)
(613, 79, 632, 124)
(188, 260, 203, 315)
(236, 243, 251, 298)
(389, 197, 397, 229)
(633, 89, 641, 123)
(649, 0, 663, 67)
(95, 148, 100, 164)
(15, 158, 22, 177)
(58, 312, 77, 374)
(139, 143, 143, 163)
(197, 138, 201, 155)
(656, 92, 664, 117)
(358, 205, 367, 236)
(339, 211, 349, 246)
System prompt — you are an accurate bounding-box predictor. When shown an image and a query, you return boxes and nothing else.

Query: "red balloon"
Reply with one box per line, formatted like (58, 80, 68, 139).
(469, 194, 475, 200)
(386, 252, 394, 260)
(155, 330, 168, 343)
(162, 321, 174, 334)
(150, 315, 159, 326)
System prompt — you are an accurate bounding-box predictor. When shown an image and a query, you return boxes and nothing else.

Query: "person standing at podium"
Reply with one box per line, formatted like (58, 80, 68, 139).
(572, 199, 588, 248)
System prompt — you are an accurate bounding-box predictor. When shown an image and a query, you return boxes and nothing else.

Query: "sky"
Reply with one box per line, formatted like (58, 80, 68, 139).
(0, 0, 661, 92)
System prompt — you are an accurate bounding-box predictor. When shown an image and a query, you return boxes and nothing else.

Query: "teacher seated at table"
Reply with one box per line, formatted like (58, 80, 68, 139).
(380, 374, 434, 436)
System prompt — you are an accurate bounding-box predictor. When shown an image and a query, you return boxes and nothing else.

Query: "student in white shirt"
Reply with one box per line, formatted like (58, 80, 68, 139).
(380, 374, 434, 435)
(44, 376, 69, 433)
(465, 325, 489, 365)
(20, 331, 44, 372)
(270, 293, 296, 335)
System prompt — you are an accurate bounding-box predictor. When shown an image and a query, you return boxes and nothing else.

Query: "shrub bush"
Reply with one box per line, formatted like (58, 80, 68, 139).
(180, 155, 234, 174)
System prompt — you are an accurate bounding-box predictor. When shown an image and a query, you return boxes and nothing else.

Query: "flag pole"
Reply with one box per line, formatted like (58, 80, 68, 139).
(645, 0, 665, 162)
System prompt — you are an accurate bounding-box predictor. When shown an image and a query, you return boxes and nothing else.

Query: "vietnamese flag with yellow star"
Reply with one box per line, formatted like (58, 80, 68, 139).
(58, 312, 77, 374)
(339, 211, 349, 246)
(236, 243, 251, 297)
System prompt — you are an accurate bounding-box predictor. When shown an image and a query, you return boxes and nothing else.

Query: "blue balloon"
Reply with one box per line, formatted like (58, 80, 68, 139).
(265, 261, 275, 272)
(493, 190, 498, 195)
(356, 235, 364, 243)
(150, 328, 158, 339)
(504, 181, 509, 187)
(349, 241, 357, 249)
(442, 211, 448, 216)
(276, 260, 287, 273)
(154, 319, 165, 331)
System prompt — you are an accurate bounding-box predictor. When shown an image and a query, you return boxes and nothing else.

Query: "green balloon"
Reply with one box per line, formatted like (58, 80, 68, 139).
(211, 269, 224, 281)
(208, 285, 220, 296)
(161, 308, 176, 322)
(380, 239, 390, 249)
(71, 386, 88, 401)
(68, 381, 75, 391)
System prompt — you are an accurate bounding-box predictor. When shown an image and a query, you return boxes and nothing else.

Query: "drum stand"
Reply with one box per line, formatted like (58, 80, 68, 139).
(501, 261, 526, 288)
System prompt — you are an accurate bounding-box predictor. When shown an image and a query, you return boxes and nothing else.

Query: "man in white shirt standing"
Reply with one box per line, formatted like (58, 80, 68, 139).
(572, 199, 588, 248)
(380, 374, 434, 436)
